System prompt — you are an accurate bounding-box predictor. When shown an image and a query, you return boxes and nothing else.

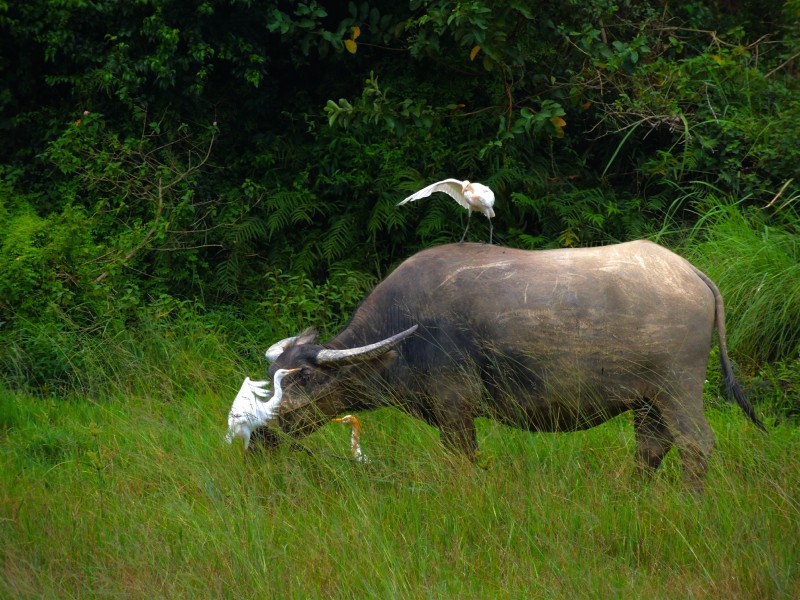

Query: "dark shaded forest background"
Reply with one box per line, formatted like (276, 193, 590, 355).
(1, 0, 798, 410)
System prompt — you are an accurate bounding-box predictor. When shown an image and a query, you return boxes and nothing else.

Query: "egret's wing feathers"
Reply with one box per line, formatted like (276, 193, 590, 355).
(251, 385, 271, 399)
(398, 179, 470, 210)
(245, 378, 271, 400)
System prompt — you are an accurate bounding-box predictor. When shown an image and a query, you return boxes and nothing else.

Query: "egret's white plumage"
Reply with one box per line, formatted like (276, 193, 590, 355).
(332, 414, 369, 463)
(398, 179, 496, 243)
(225, 368, 299, 449)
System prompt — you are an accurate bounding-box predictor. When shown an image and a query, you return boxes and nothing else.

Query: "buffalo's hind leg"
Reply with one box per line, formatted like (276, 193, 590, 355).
(664, 405, 715, 493)
(634, 403, 674, 479)
(655, 384, 715, 492)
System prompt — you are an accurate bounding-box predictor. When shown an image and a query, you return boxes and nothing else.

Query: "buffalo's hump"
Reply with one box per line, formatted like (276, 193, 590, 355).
(355, 239, 714, 362)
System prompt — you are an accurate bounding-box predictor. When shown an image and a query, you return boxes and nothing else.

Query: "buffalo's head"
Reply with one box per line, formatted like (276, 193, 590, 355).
(262, 325, 418, 443)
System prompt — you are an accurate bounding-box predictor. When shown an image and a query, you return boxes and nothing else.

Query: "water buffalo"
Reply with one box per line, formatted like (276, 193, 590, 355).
(265, 241, 765, 489)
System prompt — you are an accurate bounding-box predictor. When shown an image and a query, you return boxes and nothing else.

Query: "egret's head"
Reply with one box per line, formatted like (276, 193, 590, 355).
(333, 414, 369, 462)
(273, 367, 301, 388)
(333, 414, 361, 433)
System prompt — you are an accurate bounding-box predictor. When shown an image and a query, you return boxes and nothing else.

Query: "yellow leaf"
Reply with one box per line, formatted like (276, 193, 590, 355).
(351, 26, 361, 40)
(470, 45, 481, 61)
(551, 116, 566, 128)
(711, 54, 723, 63)
(344, 39, 357, 54)
(560, 229, 578, 247)
(581, 100, 592, 110)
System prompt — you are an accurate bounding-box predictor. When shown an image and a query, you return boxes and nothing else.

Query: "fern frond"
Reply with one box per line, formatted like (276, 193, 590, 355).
(508, 230, 547, 249)
(369, 195, 407, 235)
(232, 217, 268, 246)
(321, 215, 356, 262)
(266, 188, 319, 235)
(416, 198, 462, 238)
(293, 240, 321, 273)
(214, 253, 241, 296)
(391, 167, 424, 185)
(290, 203, 317, 225)
(396, 169, 429, 196)
(452, 140, 481, 173)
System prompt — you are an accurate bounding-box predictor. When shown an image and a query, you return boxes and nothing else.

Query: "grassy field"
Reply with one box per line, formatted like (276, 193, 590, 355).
(1, 386, 798, 599)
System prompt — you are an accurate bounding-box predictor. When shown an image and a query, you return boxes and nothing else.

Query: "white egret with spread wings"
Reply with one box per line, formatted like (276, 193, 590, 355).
(225, 368, 300, 449)
(398, 178, 496, 243)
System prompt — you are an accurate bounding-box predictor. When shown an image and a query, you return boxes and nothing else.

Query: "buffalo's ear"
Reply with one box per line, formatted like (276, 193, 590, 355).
(362, 349, 398, 372)
(266, 328, 319, 362)
(295, 328, 318, 346)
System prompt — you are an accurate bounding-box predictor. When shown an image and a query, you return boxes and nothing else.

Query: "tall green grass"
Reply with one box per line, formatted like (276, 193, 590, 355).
(1, 302, 271, 400)
(682, 196, 800, 365)
(1, 385, 797, 599)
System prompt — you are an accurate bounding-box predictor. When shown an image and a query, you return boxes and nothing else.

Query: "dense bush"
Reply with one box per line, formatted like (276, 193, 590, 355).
(1, 0, 798, 400)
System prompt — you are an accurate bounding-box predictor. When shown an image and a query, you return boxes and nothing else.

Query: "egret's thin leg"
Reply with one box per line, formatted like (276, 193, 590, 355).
(460, 212, 472, 242)
(488, 218, 493, 244)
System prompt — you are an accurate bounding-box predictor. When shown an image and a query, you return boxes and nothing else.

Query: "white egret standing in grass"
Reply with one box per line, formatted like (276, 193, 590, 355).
(226, 368, 300, 449)
(332, 414, 369, 463)
(398, 178, 496, 243)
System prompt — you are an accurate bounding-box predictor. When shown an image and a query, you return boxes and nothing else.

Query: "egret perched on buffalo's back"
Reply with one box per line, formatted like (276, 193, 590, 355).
(225, 368, 300, 449)
(398, 178, 496, 243)
(332, 414, 369, 463)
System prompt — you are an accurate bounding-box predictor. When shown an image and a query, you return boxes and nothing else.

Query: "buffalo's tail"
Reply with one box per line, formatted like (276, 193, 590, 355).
(692, 266, 767, 432)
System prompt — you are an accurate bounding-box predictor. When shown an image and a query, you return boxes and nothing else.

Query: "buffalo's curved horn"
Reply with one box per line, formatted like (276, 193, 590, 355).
(316, 325, 419, 365)
(265, 336, 298, 362)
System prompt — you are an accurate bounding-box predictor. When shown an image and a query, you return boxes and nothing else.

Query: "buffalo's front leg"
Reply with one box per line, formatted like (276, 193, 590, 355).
(428, 375, 480, 458)
(439, 416, 478, 457)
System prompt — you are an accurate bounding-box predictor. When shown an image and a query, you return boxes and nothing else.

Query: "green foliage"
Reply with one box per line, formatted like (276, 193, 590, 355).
(567, 17, 800, 202)
(255, 266, 377, 340)
(324, 71, 444, 134)
(2, 0, 799, 397)
(508, 185, 657, 248)
(1, 110, 224, 334)
(266, 1, 344, 58)
(0, 200, 106, 325)
(752, 357, 800, 424)
(0, 262, 374, 397)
